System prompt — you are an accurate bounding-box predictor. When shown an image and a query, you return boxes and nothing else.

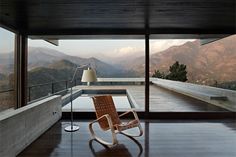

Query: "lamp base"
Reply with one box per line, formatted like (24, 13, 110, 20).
(64, 125, 80, 132)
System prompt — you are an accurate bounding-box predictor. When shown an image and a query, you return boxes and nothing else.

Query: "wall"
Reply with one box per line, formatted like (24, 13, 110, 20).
(0, 95, 62, 157)
(151, 78, 236, 111)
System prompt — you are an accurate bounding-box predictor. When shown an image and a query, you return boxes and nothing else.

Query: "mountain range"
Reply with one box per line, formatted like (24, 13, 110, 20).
(1, 35, 236, 87)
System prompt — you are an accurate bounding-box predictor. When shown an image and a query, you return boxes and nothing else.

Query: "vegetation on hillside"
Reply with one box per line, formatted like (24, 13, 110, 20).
(212, 81, 236, 91)
(152, 61, 188, 82)
(152, 70, 165, 79)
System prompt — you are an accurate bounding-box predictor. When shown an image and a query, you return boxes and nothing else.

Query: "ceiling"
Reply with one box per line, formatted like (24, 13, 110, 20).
(0, 0, 235, 39)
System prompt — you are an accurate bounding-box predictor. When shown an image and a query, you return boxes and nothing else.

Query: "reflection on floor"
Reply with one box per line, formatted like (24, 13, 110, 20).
(18, 120, 236, 157)
(63, 95, 131, 112)
(149, 85, 228, 111)
(70, 85, 228, 112)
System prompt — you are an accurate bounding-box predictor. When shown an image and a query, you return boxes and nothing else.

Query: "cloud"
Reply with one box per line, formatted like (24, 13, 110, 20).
(113, 46, 144, 57)
(150, 39, 195, 54)
(109, 39, 195, 58)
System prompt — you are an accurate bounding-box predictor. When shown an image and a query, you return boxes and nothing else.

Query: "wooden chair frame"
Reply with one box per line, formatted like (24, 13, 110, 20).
(89, 133, 143, 157)
(89, 107, 143, 147)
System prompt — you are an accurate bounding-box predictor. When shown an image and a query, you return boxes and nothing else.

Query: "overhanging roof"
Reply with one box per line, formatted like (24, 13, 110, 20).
(0, 0, 235, 39)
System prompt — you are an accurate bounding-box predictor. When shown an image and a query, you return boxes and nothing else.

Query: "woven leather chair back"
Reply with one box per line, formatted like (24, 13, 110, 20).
(92, 95, 121, 130)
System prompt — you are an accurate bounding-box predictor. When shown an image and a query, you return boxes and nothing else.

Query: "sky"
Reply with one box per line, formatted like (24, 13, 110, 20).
(0, 27, 15, 53)
(28, 39, 195, 58)
(1, 27, 195, 57)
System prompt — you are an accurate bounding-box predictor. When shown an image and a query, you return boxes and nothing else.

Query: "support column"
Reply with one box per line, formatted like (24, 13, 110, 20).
(15, 34, 28, 108)
(145, 34, 150, 116)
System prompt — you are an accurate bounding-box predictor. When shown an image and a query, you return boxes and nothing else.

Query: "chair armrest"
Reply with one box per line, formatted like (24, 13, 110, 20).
(90, 114, 113, 126)
(118, 110, 143, 137)
(119, 109, 139, 120)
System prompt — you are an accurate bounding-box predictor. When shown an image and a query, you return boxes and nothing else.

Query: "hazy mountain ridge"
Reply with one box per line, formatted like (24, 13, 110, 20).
(28, 48, 136, 77)
(0, 47, 137, 77)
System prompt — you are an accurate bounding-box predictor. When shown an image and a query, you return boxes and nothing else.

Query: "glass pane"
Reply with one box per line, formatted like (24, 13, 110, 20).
(27, 39, 145, 112)
(149, 38, 234, 112)
(0, 27, 16, 113)
(27, 39, 69, 101)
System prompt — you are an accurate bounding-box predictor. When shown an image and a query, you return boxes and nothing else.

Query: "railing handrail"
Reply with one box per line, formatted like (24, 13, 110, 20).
(1, 78, 144, 102)
(27, 78, 82, 102)
(28, 79, 70, 88)
(0, 89, 14, 94)
(97, 77, 145, 82)
(0, 79, 72, 94)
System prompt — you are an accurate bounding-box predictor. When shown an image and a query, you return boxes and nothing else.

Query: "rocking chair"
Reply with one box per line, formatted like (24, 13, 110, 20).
(89, 95, 143, 146)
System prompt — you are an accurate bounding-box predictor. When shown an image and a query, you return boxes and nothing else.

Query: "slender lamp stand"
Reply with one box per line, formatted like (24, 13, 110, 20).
(64, 64, 88, 132)
(64, 85, 80, 132)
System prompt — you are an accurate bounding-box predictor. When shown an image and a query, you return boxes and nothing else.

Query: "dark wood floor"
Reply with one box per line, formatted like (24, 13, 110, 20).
(18, 120, 236, 157)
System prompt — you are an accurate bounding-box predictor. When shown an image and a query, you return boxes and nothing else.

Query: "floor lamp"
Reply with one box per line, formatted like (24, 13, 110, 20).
(81, 67, 97, 86)
(64, 64, 97, 132)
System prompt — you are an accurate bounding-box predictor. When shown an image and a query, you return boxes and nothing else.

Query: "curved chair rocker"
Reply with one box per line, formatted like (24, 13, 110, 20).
(89, 95, 143, 147)
(89, 132, 143, 157)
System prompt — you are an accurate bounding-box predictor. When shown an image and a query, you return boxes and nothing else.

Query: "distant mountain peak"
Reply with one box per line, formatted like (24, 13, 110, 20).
(28, 47, 67, 57)
(48, 59, 76, 69)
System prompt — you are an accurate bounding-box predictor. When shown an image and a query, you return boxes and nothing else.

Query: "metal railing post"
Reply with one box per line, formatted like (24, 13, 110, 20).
(65, 80, 68, 90)
(28, 87, 31, 102)
(52, 83, 54, 94)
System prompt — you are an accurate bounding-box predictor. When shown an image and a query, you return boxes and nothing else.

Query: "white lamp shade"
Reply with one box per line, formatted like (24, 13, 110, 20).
(81, 68, 97, 82)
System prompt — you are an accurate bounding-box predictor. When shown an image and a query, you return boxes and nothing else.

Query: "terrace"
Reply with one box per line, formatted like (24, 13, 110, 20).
(61, 78, 231, 113)
(0, 0, 236, 157)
